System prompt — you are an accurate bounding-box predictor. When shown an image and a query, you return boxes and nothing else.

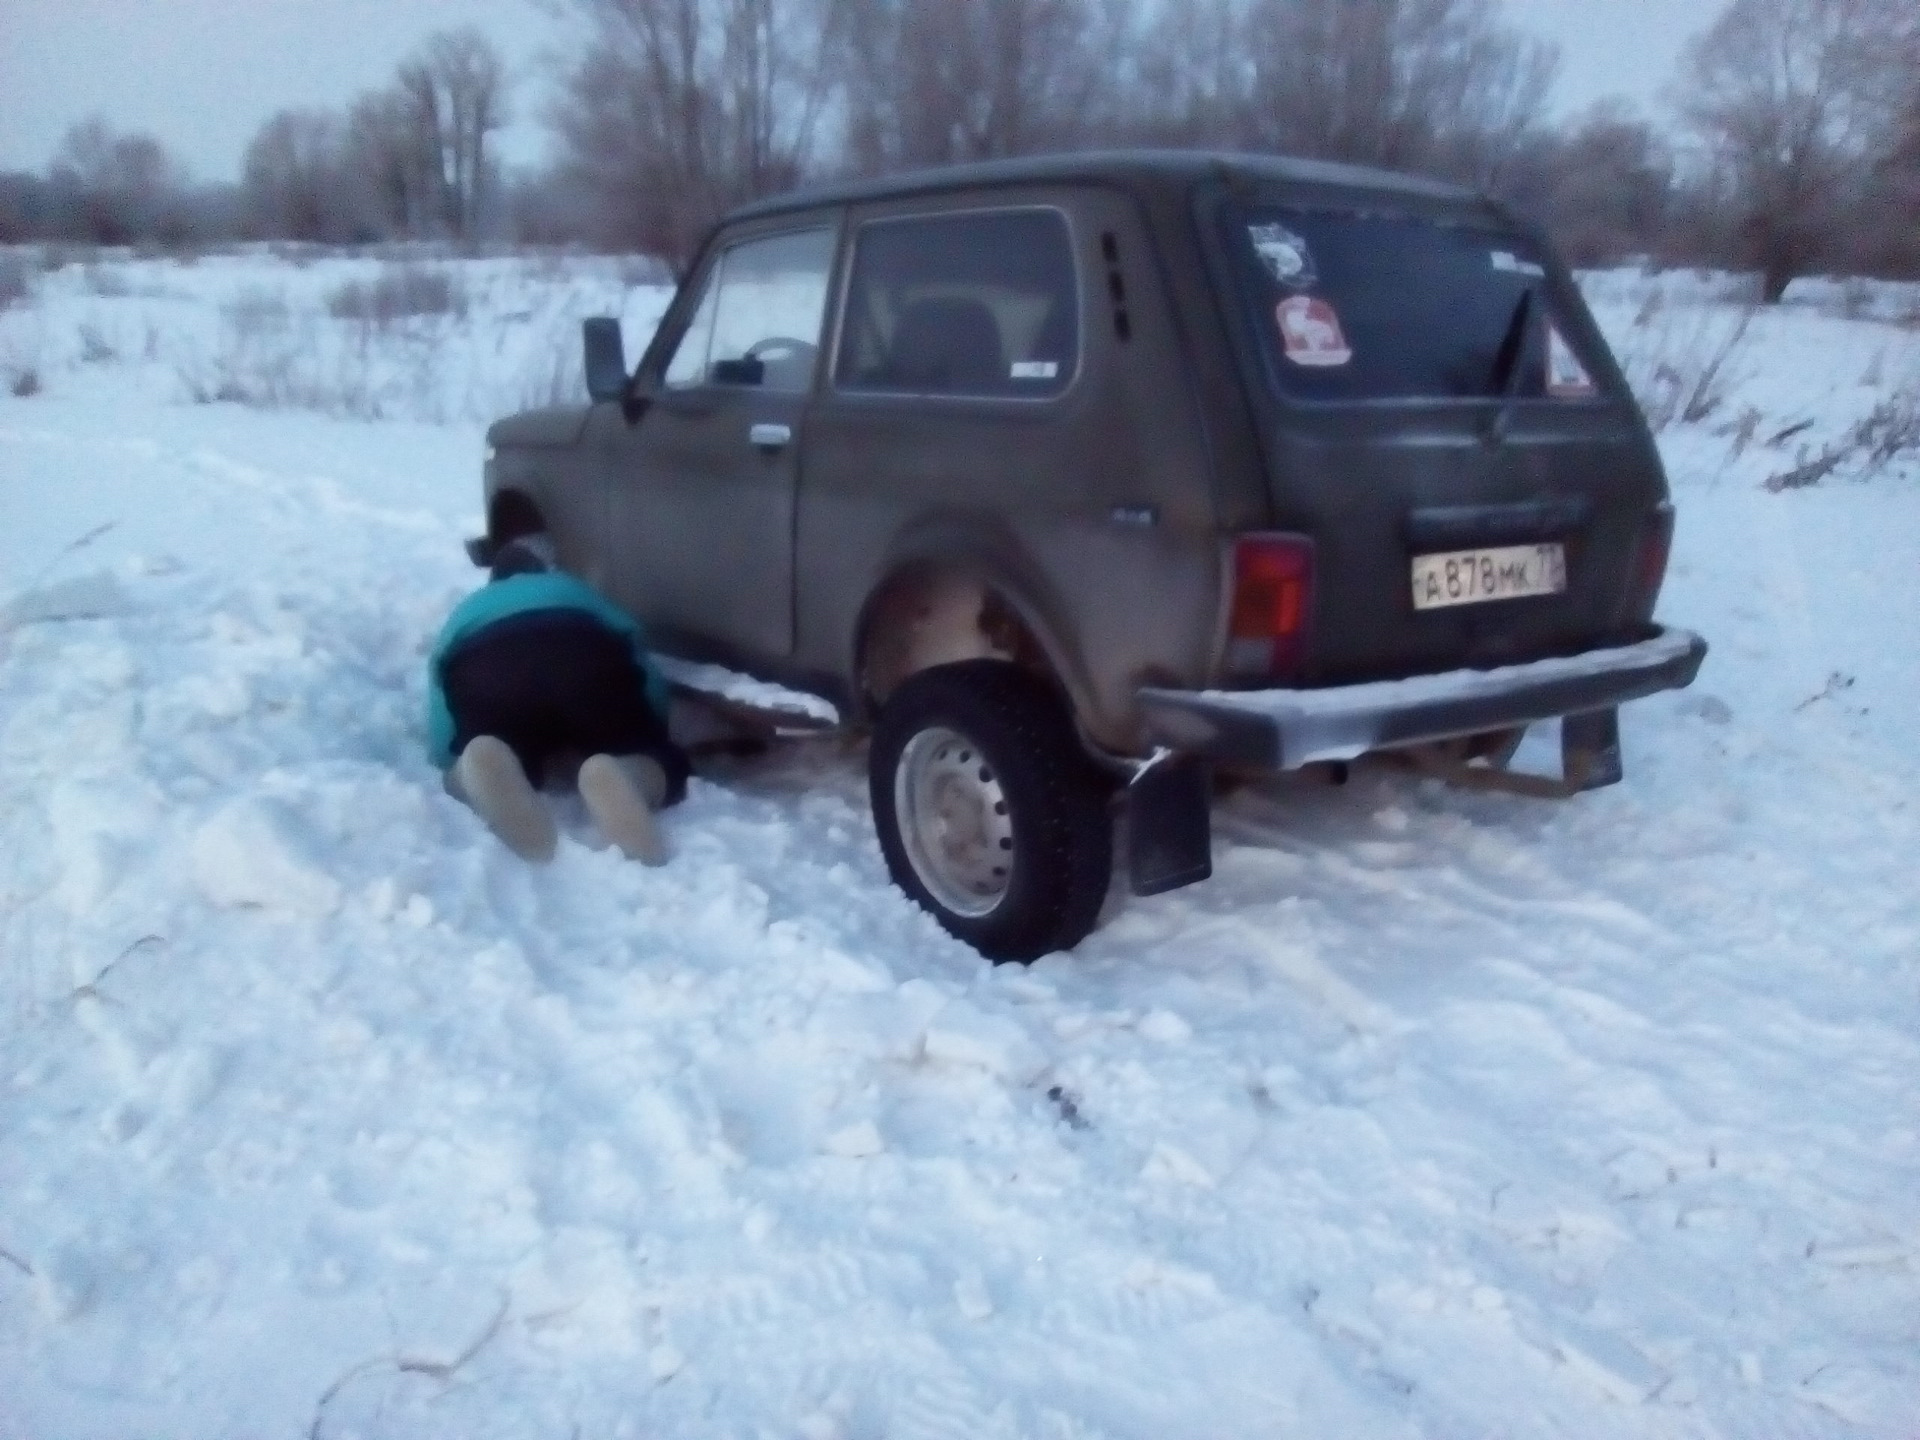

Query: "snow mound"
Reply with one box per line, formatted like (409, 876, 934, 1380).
(190, 794, 344, 916)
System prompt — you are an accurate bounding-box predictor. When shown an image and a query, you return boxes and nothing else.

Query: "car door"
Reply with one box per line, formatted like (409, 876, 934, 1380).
(597, 221, 840, 663)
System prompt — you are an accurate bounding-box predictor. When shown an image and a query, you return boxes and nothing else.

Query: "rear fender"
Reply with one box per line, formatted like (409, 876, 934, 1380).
(853, 521, 1102, 745)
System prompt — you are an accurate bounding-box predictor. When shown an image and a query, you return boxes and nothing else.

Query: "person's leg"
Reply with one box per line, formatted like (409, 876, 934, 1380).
(577, 753, 667, 865)
(546, 625, 690, 807)
(443, 616, 686, 863)
(452, 735, 558, 862)
(439, 622, 573, 861)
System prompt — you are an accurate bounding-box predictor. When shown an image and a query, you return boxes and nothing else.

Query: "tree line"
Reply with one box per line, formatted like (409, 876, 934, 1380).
(1, 0, 1915, 301)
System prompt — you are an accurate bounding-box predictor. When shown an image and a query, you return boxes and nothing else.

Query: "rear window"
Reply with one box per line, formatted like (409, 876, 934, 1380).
(835, 209, 1079, 399)
(1225, 206, 1604, 403)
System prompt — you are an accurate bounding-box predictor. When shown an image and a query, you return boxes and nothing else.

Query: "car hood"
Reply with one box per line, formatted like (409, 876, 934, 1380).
(487, 406, 591, 450)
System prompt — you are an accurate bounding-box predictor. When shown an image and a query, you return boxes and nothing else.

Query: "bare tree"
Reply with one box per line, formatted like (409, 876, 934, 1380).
(395, 29, 511, 241)
(836, 0, 1135, 171)
(348, 89, 434, 238)
(242, 110, 352, 241)
(1859, 45, 1920, 275)
(1680, 0, 1915, 300)
(1125, 0, 1248, 146)
(49, 117, 189, 245)
(551, 0, 844, 267)
(1519, 102, 1675, 266)
(1240, 0, 1558, 188)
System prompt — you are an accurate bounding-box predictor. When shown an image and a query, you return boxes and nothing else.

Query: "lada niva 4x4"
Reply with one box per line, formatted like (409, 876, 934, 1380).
(471, 151, 1708, 961)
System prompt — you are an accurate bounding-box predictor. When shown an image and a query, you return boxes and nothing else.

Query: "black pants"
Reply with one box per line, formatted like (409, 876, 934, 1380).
(440, 610, 689, 805)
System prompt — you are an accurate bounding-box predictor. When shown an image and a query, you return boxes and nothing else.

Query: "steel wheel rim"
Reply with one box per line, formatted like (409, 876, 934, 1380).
(894, 726, 1015, 918)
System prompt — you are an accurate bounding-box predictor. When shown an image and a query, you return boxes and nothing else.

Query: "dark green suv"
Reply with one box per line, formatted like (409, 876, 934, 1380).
(472, 151, 1707, 961)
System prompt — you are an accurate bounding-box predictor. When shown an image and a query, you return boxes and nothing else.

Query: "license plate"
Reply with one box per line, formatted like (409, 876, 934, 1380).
(1411, 543, 1566, 611)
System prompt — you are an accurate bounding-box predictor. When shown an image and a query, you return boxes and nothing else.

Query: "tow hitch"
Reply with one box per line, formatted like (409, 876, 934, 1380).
(1399, 707, 1624, 798)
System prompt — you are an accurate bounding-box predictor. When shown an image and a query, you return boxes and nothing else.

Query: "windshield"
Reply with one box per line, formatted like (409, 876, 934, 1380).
(1226, 205, 1604, 404)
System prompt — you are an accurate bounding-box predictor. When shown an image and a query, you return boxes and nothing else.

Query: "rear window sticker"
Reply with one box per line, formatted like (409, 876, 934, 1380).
(1491, 249, 1546, 278)
(1249, 222, 1317, 289)
(1276, 295, 1352, 367)
(1010, 360, 1059, 380)
(1546, 323, 1596, 397)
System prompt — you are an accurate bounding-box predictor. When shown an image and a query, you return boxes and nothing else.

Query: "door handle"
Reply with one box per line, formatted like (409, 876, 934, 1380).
(749, 422, 792, 451)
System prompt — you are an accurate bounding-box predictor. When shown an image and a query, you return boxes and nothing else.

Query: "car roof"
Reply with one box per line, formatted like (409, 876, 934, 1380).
(723, 149, 1485, 225)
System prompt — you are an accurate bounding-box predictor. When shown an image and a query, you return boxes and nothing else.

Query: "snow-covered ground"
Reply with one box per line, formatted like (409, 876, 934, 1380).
(2, 248, 1918, 1439)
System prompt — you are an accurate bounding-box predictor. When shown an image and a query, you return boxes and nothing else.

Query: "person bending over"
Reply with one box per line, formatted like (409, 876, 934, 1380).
(426, 541, 690, 864)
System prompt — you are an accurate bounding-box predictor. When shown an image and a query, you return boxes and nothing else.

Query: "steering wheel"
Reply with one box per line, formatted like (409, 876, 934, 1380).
(745, 336, 819, 364)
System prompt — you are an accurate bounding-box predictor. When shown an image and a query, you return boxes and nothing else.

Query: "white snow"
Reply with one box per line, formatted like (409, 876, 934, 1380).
(2, 247, 1918, 1439)
(655, 654, 842, 727)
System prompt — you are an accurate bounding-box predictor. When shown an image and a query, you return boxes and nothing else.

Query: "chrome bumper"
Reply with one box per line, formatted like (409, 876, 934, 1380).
(1137, 627, 1708, 772)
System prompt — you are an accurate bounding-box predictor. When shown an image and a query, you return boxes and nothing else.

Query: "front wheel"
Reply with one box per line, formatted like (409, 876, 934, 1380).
(870, 662, 1112, 962)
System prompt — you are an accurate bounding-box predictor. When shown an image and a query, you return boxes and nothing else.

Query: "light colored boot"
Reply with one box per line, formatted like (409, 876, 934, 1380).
(578, 753, 668, 866)
(453, 735, 558, 863)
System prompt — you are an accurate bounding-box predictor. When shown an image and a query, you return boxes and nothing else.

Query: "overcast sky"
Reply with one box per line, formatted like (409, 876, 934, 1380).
(0, 0, 1721, 182)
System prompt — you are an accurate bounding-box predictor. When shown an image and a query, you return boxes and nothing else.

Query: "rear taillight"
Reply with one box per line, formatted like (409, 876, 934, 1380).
(1225, 533, 1315, 679)
(1629, 503, 1674, 618)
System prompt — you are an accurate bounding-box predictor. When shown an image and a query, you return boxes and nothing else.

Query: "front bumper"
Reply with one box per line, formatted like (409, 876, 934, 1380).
(1136, 626, 1708, 771)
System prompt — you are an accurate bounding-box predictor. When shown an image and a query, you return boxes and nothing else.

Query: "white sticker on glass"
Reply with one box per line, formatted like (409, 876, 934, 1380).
(1276, 296, 1352, 367)
(1547, 323, 1596, 397)
(1010, 360, 1059, 380)
(1249, 223, 1317, 289)
(1491, 250, 1546, 278)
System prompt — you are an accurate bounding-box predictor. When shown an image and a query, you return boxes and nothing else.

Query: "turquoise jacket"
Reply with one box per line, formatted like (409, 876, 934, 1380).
(425, 572, 670, 769)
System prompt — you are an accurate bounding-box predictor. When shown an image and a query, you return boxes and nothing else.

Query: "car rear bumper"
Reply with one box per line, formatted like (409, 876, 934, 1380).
(1136, 626, 1708, 771)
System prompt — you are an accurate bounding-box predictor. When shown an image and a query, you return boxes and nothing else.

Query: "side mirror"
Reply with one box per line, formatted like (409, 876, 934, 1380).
(583, 317, 628, 404)
(709, 356, 766, 387)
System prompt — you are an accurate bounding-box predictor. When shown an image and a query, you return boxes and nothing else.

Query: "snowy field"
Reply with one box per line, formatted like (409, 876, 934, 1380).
(2, 246, 1918, 1438)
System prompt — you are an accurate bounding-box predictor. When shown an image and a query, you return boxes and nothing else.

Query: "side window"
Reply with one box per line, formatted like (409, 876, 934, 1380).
(835, 209, 1080, 399)
(661, 227, 837, 393)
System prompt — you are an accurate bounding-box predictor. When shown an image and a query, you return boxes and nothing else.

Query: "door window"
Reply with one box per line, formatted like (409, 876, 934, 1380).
(661, 227, 837, 393)
(835, 209, 1080, 399)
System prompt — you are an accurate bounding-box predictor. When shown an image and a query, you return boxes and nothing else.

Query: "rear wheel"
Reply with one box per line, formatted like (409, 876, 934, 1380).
(870, 661, 1112, 962)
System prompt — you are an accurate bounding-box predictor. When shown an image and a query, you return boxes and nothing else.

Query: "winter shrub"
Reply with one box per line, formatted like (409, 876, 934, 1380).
(0, 253, 28, 310)
(516, 324, 587, 410)
(1764, 392, 1920, 491)
(224, 286, 292, 335)
(1839, 278, 1875, 320)
(1609, 297, 1756, 431)
(77, 324, 117, 364)
(326, 264, 468, 325)
(9, 366, 40, 397)
(1855, 393, 1920, 471)
(81, 264, 132, 297)
(145, 249, 661, 422)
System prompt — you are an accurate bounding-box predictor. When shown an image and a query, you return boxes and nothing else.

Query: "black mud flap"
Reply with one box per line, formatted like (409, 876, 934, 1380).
(1128, 753, 1213, 897)
(1562, 707, 1624, 792)
(464, 534, 496, 568)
